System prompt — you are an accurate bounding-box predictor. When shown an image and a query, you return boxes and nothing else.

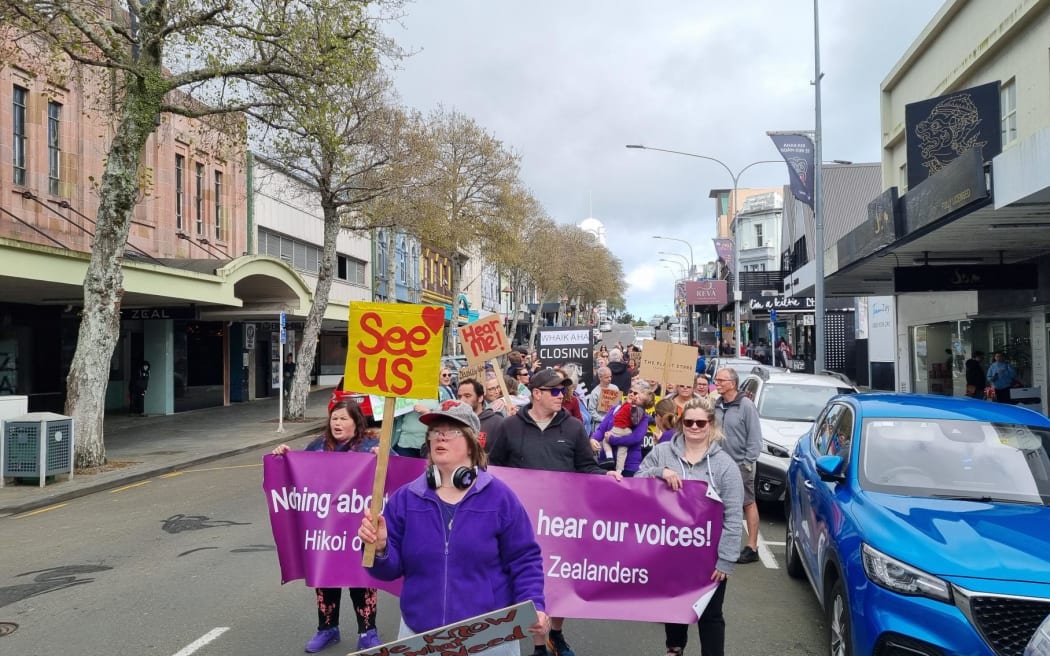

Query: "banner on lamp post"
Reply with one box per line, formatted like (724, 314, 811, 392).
(713, 238, 735, 273)
(769, 133, 816, 208)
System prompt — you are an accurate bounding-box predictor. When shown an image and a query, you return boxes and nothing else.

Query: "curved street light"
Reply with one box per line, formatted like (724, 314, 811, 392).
(629, 144, 781, 352)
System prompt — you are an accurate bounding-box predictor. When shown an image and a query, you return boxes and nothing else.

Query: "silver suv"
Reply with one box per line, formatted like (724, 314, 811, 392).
(739, 368, 857, 502)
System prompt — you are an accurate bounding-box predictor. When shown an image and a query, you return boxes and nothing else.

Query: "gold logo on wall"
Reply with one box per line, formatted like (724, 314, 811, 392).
(914, 94, 987, 178)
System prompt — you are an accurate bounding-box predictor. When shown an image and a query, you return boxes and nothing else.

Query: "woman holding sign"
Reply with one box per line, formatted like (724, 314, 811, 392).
(637, 397, 743, 656)
(271, 400, 383, 653)
(357, 400, 551, 656)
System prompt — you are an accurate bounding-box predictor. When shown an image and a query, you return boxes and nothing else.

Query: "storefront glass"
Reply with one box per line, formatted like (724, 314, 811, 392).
(911, 318, 1031, 395)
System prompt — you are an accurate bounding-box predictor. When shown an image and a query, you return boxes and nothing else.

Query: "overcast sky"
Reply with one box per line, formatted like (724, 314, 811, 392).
(384, 1, 943, 321)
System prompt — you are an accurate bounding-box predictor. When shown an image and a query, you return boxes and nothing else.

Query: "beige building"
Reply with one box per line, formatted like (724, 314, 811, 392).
(827, 0, 1050, 413)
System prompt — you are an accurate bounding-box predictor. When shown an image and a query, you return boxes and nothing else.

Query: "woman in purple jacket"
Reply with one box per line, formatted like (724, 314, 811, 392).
(588, 380, 654, 477)
(358, 400, 551, 656)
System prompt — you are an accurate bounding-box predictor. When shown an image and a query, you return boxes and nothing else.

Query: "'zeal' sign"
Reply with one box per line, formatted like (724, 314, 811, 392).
(537, 327, 593, 387)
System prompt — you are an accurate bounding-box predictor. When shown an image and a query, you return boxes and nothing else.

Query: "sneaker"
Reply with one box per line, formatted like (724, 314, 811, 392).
(357, 628, 381, 650)
(305, 627, 340, 653)
(738, 546, 760, 564)
(666, 648, 684, 656)
(547, 632, 576, 656)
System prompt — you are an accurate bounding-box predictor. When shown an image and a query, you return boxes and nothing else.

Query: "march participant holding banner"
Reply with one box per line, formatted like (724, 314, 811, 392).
(357, 400, 551, 656)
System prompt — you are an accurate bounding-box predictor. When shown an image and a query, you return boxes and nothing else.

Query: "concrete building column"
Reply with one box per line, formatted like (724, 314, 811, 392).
(144, 320, 174, 415)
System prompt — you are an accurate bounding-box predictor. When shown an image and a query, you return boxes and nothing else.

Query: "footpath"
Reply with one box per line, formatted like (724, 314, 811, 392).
(0, 388, 331, 518)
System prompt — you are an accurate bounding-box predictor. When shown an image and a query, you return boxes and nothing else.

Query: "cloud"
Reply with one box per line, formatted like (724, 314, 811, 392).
(384, 0, 944, 316)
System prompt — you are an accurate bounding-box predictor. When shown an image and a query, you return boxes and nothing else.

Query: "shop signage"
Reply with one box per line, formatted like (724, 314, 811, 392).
(905, 81, 1001, 190)
(121, 306, 196, 320)
(748, 296, 815, 313)
(902, 148, 989, 235)
(893, 263, 1037, 293)
(684, 280, 728, 306)
(838, 187, 900, 268)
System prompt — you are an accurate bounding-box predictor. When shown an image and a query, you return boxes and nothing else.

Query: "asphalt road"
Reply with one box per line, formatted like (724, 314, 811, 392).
(0, 439, 827, 656)
(597, 323, 637, 352)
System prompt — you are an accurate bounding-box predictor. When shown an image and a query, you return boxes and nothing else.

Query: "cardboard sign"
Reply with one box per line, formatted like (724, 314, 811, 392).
(347, 602, 537, 656)
(629, 350, 642, 371)
(366, 396, 419, 422)
(638, 339, 696, 388)
(459, 315, 512, 366)
(456, 363, 485, 384)
(344, 302, 445, 399)
(597, 387, 621, 413)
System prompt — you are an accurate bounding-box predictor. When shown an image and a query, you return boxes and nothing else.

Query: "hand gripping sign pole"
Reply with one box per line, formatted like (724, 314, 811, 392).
(344, 301, 446, 567)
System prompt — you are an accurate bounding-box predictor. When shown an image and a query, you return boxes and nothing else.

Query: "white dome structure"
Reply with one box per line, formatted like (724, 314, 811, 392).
(578, 217, 606, 246)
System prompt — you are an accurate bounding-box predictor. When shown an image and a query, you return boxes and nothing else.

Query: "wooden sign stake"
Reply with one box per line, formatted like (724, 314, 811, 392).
(362, 396, 396, 567)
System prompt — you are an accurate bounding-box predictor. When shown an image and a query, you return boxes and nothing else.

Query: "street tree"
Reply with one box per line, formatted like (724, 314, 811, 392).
(410, 109, 521, 355)
(2, 0, 398, 466)
(255, 59, 430, 420)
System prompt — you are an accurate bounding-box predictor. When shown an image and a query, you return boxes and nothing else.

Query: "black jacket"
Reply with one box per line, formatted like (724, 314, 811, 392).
(965, 358, 985, 387)
(607, 360, 632, 393)
(488, 405, 604, 473)
(478, 407, 504, 453)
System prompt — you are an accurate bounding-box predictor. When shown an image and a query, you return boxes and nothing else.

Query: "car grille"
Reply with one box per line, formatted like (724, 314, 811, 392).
(969, 595, 1050, 656)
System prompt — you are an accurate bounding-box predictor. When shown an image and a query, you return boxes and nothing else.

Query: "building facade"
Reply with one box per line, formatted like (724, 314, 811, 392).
(826, 0, 1050, 414)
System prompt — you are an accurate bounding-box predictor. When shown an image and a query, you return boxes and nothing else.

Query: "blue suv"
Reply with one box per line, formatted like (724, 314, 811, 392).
(785, 393, 1050, 656)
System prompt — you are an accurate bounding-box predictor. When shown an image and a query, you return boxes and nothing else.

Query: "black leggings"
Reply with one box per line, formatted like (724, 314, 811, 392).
(315, 587, 377, 633)
(664, 579, 727, 656)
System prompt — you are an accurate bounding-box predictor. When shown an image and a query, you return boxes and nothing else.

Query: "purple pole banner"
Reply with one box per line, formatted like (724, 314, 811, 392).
(264, 452, 724, 623)
(713, 238, 735, 273)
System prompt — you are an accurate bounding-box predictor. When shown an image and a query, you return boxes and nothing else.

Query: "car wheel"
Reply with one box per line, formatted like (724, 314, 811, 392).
(827, 579, 852, 656)
(784, 500, 805, 579)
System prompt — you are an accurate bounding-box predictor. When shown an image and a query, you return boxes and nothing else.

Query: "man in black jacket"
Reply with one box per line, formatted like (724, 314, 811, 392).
(488, 367, 621, 656)
(964, 351, 985, 398)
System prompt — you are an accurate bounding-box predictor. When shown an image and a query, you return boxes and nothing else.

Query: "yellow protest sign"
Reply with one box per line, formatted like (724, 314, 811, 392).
(459, 315, 512, 366)
(344, 302, 445, 399)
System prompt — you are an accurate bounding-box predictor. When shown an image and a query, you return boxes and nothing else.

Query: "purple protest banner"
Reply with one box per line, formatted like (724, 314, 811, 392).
(264, 452, 723, 623)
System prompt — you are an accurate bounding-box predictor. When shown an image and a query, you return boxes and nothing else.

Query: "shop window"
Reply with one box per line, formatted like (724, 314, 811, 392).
(47, 100, 61, 195)
(175, 154, 185, 231)
(1001, 79, 1017, 146)
(12, 85, 27, 186)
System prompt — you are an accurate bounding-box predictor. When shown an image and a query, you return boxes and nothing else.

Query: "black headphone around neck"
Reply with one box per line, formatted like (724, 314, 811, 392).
(425, 465, 477, 490)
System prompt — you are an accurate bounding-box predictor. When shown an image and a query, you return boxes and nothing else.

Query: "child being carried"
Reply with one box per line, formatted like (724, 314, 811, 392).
(604, 381, 655, 473)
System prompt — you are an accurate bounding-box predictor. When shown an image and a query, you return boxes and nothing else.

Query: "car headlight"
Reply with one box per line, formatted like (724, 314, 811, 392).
(763, 439, 790, 458)
(862, 544, 952, 603)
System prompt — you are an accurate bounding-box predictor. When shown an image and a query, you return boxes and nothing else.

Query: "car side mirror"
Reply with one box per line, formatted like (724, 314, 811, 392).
(816, 455, 846, 482)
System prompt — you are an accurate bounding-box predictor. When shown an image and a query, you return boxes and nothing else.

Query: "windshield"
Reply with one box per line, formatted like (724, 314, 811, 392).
(757, 383, 854, 421)
(859, 418, 1050, 505)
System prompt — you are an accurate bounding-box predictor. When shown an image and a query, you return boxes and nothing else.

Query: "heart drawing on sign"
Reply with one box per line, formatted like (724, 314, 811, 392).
(421, 306, 445, 335)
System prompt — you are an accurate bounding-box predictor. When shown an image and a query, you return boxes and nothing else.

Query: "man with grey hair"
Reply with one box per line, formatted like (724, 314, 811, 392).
(712, 366, 763, 564)
(607, 348, 632, 392)
(586, 366, 619, 431)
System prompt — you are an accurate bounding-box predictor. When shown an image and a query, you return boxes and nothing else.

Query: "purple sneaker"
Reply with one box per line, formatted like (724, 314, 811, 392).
(305, 627, 340, 653)
(357, 628, 381, 650)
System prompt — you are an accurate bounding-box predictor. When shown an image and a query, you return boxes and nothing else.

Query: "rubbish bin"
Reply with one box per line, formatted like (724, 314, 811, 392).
(1, 412, 74, 488)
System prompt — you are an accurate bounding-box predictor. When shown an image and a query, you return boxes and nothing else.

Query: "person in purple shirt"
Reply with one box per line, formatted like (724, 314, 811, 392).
(589, 380, 654, 477)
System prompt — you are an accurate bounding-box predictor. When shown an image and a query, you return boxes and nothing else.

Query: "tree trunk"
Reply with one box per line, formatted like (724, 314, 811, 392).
(447, 253, 465, 355)
(65, 86, 162, 467)
(287, 198, 341, 420)
(385, 229, 397, 303)
(526, 290, 546, 354)
(506, 273, 521, 347)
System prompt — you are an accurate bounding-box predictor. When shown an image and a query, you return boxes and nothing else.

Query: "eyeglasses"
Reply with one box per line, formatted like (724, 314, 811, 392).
(440, 373, 452, 378)
(682, 418, 710, 429)
(486, 387, 500, 392)
(516, 371, 529, 376)
(538, 387, 566, 397)
(427, 428, 464, 441)
(713, 377, 731, 384)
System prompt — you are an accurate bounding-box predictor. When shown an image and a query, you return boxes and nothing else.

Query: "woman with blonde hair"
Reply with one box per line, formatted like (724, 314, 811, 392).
(637, 397, 744, 656)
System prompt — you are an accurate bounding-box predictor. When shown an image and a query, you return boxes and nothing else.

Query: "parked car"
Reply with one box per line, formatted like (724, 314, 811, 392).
(705, 356, 760, 380)
(738, 368, 857, 501)
(785, 393, 1050, 656)
(599, 320, 613, 332)
(592, 326, 602, 341)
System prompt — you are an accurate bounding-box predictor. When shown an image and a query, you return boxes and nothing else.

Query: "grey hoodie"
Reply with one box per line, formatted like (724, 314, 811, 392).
(637, 435, 744, 574)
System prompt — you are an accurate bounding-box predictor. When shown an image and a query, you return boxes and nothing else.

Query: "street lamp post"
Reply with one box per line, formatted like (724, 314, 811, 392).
(652, 236, 695, 345)
(630, 145, 779, 354)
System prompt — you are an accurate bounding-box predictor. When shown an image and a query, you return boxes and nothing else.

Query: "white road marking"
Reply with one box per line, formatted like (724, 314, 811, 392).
(758, 536, 779, 569)
(171, 627, 229, 656)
